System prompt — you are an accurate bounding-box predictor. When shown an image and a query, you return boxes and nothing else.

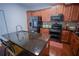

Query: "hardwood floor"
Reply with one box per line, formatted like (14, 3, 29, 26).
(49, 40, 74, 56)
(49, 41, 63, 56)
(62, 44, 73, 56)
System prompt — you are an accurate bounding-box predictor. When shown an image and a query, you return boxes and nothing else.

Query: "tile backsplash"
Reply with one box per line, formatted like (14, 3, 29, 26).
(42, 21, 79, 31)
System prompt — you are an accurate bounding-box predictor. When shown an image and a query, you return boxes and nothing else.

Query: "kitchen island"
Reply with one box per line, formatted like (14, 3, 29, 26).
(2, 31, 50, 56)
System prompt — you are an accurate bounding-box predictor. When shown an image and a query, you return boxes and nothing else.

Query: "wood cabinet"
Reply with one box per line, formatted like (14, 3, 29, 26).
(70, 33, 79, 55)
(41, 9, 50, 21)
(31, 11, 41, 16)
(70, 5, 79, 21)
(63, 5, 72, 21)
(61, 30, 79, 55)
(27, 4, 79, 23)
(40, 28, 49, 38)
(27, 4, 79, 41)
(61, 30, 71, 43)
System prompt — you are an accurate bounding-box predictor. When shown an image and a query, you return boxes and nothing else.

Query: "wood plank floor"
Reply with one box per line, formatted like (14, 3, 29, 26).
(49, 40, 74, 56)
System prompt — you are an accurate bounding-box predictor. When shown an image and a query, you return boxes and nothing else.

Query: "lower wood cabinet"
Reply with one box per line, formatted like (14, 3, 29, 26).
(70, 33, 79, 55)
(62, 31, 79, 55)
(61, 30, 71, 43)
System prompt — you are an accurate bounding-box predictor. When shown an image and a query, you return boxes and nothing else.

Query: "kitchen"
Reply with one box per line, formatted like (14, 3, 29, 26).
(0, 3, 79, 56)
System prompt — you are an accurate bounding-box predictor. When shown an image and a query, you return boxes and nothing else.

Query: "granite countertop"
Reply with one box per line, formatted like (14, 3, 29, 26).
(2, 31, 49, 56)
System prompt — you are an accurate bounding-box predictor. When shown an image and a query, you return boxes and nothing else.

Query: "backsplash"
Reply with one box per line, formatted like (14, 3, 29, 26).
(42, 21, 79, 31)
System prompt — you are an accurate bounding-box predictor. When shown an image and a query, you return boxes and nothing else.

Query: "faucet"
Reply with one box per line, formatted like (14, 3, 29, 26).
(16, 25, 22, 41)
(16, 25, 25, 42)
(16, 25, 23, 32)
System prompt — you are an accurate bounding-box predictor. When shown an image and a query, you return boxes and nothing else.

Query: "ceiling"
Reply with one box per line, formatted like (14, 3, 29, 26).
(19, 3, 58, 10)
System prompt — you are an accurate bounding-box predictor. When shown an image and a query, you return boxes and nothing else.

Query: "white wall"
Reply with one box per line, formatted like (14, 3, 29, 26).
(0, 4, 28, 35)
(0, 3, 52, 36)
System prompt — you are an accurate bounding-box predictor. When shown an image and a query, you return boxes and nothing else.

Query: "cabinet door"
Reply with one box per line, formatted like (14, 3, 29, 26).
(71, 5, 79, 21)
(61, 31, 71, 43)
(64, 5, 72, 21)
(70, 33, 79, 55)
(41, 8, 53, 22)
(40, 28, 49, 37)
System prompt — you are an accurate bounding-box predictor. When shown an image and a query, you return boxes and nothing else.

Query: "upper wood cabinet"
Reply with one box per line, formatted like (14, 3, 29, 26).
(27, 4, 79, 22)
(40, 9, 50, 21)
(72, 4, 79, 21)
(63, 5, 72, 21)
(31, 11, 41, 16)
(63, 4, 79, 21)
